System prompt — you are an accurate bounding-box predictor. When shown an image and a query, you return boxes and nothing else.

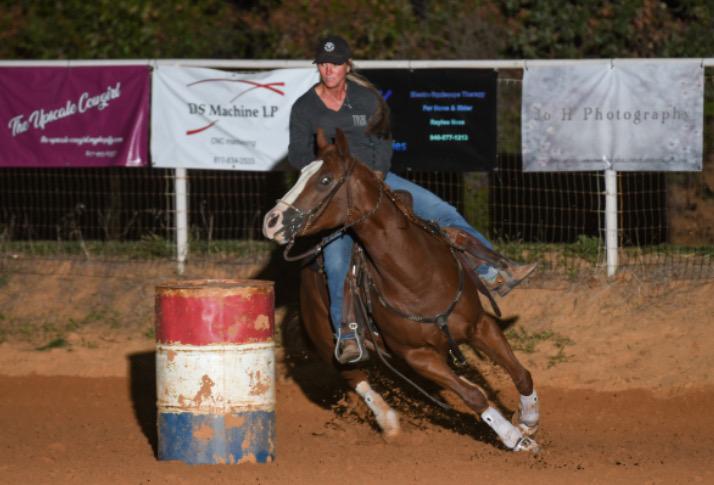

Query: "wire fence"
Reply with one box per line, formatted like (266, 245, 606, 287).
(1, 69, 712, 281)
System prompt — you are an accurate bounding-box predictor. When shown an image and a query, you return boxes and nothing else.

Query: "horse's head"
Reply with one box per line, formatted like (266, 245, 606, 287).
(262, 128, 361, 245)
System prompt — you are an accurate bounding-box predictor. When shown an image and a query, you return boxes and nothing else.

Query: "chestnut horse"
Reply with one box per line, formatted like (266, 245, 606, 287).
(263, 130, 540, 452)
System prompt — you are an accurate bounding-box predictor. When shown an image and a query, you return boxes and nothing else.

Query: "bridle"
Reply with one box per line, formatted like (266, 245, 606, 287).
(279, 156, 384, 262)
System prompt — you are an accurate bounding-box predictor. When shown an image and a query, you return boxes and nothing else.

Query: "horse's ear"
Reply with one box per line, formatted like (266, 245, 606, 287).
(316, 128, 329, 152)
(334, 128, 350, 157)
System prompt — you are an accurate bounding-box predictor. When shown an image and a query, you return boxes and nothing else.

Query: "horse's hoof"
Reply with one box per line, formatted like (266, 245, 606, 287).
(517, 422, 539, 437)
(379, 409, 400, 440)
(512, 410, 539, 437)
(513, 436, 540, 454)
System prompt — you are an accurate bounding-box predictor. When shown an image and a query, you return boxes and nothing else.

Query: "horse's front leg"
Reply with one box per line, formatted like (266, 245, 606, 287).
(468, 313, 540, 436)
(399, 345, 539, 453)
(299, 267, 400, 438)
(353, 380, 400, 439)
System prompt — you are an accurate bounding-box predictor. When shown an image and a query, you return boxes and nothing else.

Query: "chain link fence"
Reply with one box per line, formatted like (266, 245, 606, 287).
(1, 69, 712, 280)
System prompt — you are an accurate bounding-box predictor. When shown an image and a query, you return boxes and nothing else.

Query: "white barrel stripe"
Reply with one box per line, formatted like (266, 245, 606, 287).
(157, 342, 275, 414)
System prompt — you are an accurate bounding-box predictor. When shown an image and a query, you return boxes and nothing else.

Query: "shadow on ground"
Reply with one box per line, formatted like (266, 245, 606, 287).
(128, 351, 158, 457)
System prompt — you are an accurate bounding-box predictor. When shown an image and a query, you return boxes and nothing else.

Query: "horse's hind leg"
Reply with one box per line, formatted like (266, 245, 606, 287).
(400, 346, 538, 452)
(299, 267, 400, 438)
(469, 313, 540, 436)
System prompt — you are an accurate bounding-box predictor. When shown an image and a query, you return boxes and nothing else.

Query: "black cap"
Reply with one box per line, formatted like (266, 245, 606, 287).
(313, 35, 352, 65)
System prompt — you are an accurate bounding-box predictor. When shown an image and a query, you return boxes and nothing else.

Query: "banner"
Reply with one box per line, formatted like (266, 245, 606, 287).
(522, 61, 703, 172)
(0, 66, 149, 168)
(366, 69, 497, 172)
(151, 66, 319, 171)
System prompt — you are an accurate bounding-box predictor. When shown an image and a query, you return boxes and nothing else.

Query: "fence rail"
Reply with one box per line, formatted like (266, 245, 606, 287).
(1, 63, 713, 281)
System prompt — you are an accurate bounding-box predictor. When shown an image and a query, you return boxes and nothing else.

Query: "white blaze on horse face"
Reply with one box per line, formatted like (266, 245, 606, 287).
(282, 160, 324, 206)
(262, 160, 324, 243)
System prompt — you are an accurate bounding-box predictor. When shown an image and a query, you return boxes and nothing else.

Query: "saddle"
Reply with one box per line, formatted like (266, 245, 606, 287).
(385, 190, 509, 317)
(305, 190, 511, 366)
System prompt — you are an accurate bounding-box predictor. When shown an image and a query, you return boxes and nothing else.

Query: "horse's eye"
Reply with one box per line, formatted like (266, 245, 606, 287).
(320, 175, 332, 186)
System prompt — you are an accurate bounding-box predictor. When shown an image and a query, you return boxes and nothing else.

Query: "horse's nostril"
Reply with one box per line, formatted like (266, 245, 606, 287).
(267, 213, 279, 228)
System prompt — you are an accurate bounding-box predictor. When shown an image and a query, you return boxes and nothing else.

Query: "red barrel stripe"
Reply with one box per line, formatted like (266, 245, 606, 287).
(156, 280, 274, 345)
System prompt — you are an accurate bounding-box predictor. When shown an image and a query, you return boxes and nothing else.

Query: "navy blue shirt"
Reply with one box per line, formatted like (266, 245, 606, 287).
(288, 80, 392, 172)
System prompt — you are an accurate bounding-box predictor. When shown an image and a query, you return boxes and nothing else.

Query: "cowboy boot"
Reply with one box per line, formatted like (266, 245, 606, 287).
(334, 322, 368, 364)
(481, 261, 538, 297)
(443, 227, 537, 297)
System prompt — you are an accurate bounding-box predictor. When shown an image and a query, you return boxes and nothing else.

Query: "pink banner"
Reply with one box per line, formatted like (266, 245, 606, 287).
(0, 66, 149, 167)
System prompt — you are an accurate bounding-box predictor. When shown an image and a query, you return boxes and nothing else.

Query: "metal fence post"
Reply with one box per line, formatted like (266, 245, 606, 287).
(175, 168, 188, 274)
(605, 168, 619, 277)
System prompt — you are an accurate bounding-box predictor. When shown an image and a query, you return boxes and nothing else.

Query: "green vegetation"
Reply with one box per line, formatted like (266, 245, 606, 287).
(506, 326, 574, 367)
(0, 305, 141, 348)
(1, 1, 711, 60)
(35, 337, 70, 351)
(563, 235, 602, 265)
(0, 239, 272, 261)
(495, 237, 603, 271)
(2, 236, 709, 282)
(1, 0, 250, 59)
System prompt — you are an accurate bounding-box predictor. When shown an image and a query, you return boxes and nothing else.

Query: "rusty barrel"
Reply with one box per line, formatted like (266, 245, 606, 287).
(155, 279, 275, 464)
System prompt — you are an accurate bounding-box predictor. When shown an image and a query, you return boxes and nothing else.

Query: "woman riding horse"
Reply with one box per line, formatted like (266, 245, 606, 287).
(263, 129, 541, 452)
(288, 35, 536, 364)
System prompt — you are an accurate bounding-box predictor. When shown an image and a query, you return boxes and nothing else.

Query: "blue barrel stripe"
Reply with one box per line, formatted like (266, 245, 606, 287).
(158, 411, 275, 464)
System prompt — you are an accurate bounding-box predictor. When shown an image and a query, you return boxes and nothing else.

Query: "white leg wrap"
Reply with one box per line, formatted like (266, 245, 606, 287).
(519, 390, 539, 427)
(356, 381, 400, 437)
(481, 407, 523, 449)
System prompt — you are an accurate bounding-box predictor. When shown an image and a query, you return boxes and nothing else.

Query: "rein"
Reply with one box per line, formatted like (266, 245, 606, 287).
(350, 180, 469, 365)
(281, 159, 384, 262)
(361, 245, 468, 367)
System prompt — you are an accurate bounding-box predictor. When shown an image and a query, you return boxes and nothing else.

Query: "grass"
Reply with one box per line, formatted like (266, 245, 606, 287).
(491, 236, 714, 281)
(35, 337, 70, 351)
(506, 326, 575, 368)
(497, 236, 602, 266)
(0, 306, 131, 349)
(1, 235, 711, 276)
(0, 238, 273, 261)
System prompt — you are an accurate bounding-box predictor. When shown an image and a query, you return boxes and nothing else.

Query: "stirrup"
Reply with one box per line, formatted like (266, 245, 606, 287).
(334, 322, 368, 364)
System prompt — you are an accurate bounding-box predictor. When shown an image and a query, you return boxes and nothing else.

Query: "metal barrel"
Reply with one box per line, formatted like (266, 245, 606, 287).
(155, 279, 275, 464)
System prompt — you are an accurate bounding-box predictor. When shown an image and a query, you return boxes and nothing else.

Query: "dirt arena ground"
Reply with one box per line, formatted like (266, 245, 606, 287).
(1, 259, 714, 484)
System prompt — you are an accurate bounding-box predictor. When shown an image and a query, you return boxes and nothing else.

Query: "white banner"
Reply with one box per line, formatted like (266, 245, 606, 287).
(522, 61, 703, 172)
(151, 66, 319, 170)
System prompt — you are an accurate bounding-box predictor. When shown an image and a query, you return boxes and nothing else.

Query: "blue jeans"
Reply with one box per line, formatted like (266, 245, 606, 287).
(322, 172, 493, 334)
